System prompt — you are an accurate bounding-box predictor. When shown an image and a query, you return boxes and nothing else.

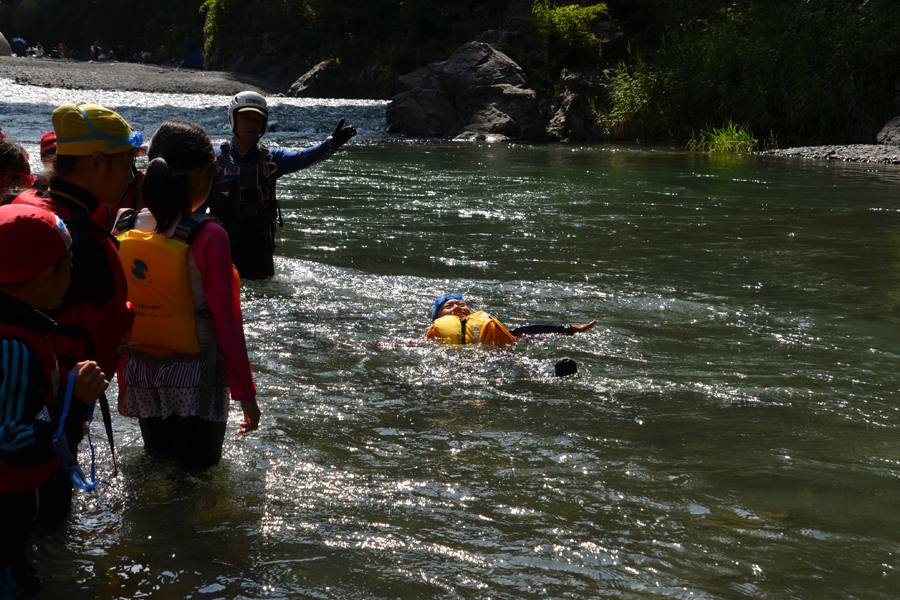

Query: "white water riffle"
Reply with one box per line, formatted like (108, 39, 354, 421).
(0, 77, 395, 165)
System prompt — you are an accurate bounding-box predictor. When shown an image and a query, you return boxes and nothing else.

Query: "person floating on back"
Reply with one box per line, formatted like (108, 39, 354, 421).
(117, 119, 261, 469)
(426, 293, 596, 345)
(0, 204, 108, 598)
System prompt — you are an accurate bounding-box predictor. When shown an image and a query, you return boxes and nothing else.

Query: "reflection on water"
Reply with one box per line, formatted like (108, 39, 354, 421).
(3, 78, 900, 598)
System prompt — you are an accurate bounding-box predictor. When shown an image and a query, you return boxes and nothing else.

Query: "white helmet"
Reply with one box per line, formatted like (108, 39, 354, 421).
(228, 91, 269, 135)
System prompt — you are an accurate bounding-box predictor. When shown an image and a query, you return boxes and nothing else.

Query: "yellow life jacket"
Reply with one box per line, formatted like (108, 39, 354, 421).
(426, 311, 516, 346)
(117, 214, 238, 357)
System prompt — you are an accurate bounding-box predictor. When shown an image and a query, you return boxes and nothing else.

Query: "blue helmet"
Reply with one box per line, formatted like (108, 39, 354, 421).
(430, 293, 464, 321)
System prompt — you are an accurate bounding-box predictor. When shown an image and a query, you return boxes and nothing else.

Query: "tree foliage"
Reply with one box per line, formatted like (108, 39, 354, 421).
(616, 0, 900, 144)
(532, 1, 608, 60)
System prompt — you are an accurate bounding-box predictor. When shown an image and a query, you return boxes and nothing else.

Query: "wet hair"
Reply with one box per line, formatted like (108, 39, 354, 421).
(143, 119, 214, 233)
(0, 138, 29, 175)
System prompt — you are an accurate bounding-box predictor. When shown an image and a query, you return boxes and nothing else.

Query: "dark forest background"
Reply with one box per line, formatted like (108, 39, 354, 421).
(2, 0, 899, 145)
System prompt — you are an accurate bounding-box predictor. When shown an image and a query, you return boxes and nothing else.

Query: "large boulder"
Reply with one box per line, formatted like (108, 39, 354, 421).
(877, 116, 900, 146)
(386, 41, 546, 142)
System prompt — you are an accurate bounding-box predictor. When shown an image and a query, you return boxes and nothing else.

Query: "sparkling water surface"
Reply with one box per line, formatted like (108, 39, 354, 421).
(2, 79, 900, 599)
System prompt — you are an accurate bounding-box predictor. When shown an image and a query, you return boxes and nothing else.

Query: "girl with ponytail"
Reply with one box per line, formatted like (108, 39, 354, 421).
(118, 119, 260, 468)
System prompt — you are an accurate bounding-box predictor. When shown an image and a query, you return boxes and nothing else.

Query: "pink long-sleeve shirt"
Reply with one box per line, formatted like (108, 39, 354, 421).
(118, 210, 256, 402)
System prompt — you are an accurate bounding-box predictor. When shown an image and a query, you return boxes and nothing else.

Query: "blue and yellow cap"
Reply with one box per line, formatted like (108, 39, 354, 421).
(52, 104, 142, 156)
(430, 293, 464, 321)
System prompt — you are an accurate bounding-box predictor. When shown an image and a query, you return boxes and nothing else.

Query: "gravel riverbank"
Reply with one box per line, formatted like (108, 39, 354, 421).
(758, 144, 900, 165)
(0, 55, 279, 96)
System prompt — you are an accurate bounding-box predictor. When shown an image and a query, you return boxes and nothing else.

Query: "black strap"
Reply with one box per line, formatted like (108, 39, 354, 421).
(68, 213, 122, 250)
(98, 391, 118, 477)
(460, 317, 467, 345)
(172, 213, 212, 245)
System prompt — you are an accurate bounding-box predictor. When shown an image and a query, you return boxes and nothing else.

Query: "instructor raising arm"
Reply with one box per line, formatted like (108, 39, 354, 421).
(206, 91, 357, 279)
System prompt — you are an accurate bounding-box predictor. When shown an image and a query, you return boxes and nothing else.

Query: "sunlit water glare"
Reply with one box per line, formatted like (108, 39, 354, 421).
(2, 77, 900, 599)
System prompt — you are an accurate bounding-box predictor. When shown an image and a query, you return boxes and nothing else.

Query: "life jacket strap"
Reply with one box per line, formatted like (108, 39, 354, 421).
(460, 317, 467, 345)
(53, 371, 107, 492)
(172, 212, 215, 245)
(98, 391, 118, 477)
(113, 207, 138, 234)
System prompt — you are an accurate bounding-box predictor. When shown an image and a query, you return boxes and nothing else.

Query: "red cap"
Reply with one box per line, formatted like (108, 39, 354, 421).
(40, 131, 57, 157)
(0, 205, 72, 284)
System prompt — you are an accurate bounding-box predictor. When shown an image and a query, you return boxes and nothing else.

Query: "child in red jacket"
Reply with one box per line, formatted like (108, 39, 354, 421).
(0, 204, 108, 597)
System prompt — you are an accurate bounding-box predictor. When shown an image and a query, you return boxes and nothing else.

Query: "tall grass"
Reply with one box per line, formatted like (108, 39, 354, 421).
(595, 55, 673, 140)
(656, 0, 900, 145)
(687, 121, 778, 153)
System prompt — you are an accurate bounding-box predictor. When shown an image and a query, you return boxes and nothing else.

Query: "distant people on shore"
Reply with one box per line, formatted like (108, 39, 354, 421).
(33, 42, 43, 58)
(90, 41, 102, 61)
(205, 91, 356, 279)
(10, 37, 27, 57)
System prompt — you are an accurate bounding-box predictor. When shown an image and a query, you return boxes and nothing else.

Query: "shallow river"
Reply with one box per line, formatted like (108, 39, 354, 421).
(3, 79, 900, 599)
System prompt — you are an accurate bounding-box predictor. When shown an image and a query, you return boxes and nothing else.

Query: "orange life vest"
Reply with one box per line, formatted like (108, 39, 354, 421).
(426, 311, 516, 346)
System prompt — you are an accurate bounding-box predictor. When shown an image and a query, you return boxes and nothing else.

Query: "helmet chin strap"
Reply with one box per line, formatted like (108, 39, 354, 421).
(232, 128, 261, 149)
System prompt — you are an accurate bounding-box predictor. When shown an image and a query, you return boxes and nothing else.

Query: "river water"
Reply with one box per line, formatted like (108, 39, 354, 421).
(2, 80, 900, 599)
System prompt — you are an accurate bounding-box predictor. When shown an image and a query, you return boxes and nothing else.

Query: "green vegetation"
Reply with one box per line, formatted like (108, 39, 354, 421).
(687, 121, 771, 153)
(620, 0, 900, 145)
(596, 55, 673, 140)
(532, 1, 608, 61)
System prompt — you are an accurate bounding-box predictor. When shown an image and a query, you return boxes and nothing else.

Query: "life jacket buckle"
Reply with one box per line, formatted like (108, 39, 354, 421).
(238, 187, 257, 202)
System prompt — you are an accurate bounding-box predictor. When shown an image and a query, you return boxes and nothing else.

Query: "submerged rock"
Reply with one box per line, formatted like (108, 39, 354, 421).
(386, 41, 545, 142)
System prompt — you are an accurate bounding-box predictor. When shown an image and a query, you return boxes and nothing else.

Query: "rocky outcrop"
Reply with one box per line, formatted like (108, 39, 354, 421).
(547, 69, 609, 141)
(876, 116, 900, 146)
(286, 60, 391, 99)
(287, 59, 347, 98)
(386, 41, 546, 142)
